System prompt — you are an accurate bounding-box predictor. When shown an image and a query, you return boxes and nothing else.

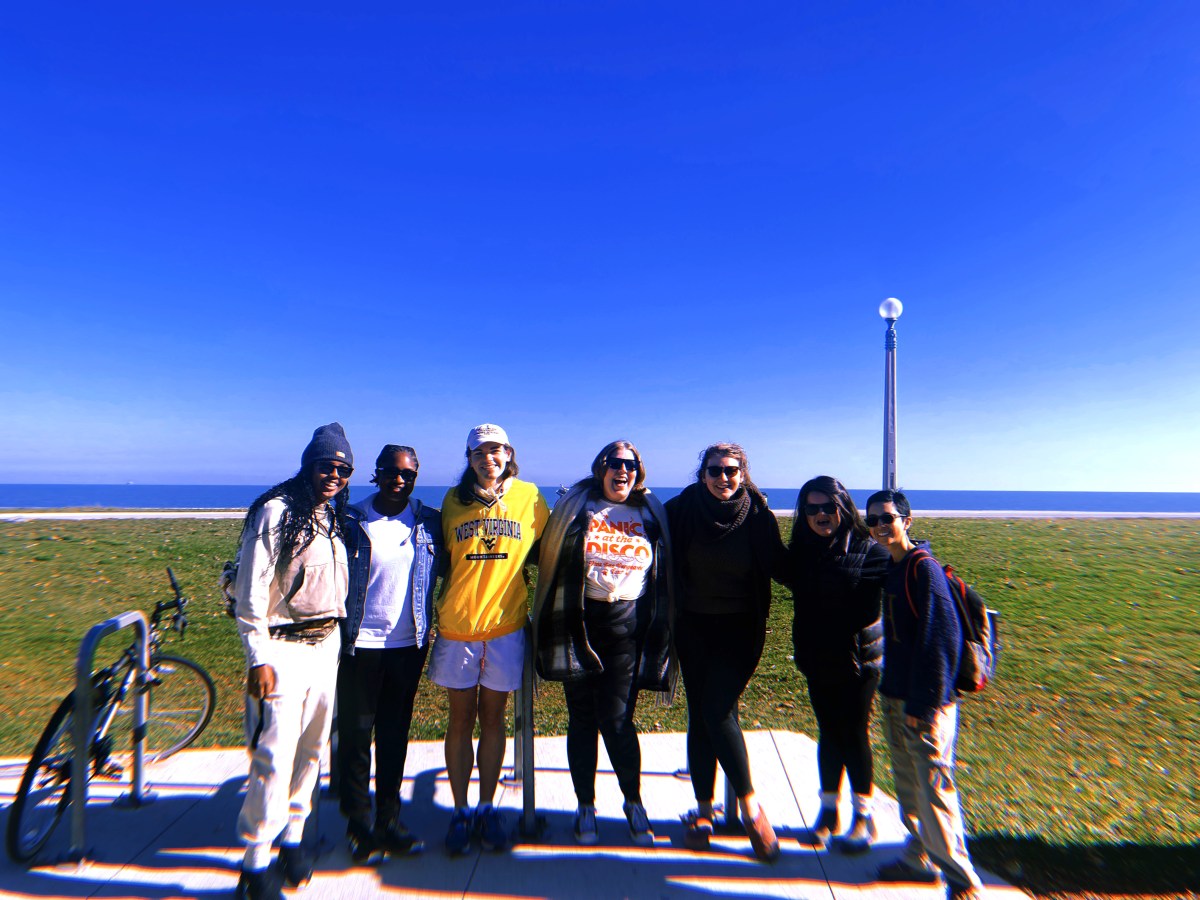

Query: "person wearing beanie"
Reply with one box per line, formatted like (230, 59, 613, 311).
(789, 476, 888, 854)
(428, 424, 548, 855)
(231, 423, 354, 900)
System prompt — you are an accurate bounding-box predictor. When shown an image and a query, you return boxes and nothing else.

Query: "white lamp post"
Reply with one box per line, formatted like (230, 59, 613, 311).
(879, 297, 903, 490)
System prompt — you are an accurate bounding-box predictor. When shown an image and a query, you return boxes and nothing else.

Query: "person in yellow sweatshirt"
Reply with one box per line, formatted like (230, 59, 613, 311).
(429, 423, 548, 854)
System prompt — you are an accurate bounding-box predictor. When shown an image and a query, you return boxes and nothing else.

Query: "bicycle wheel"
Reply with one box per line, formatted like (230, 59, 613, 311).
(7, 693, 78, 863)
(142, 655, 215, 761)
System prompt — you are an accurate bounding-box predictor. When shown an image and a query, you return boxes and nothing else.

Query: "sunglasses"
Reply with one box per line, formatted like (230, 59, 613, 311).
(605, 457, 639, 472)
(376, 466, 419, 481)
(865, 513, 903, 527)
(316, 462, 354, 478)
(804, 502, 837, 516)
(705, 465, 740, 478)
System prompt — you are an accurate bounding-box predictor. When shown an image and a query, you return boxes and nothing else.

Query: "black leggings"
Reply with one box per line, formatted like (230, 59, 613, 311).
(675, 610, 765, 802)
(336, 644, 429, 826)
(563, 599, 642, 804)
(806, 669, 879, 795)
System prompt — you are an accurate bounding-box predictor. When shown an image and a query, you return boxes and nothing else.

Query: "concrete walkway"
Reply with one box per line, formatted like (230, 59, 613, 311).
(1, 731, 1027, 899)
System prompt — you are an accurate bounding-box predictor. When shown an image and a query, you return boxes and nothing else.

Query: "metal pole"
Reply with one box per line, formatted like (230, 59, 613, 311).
(883, 317, 898, 490)
(71, 611, 149, 861)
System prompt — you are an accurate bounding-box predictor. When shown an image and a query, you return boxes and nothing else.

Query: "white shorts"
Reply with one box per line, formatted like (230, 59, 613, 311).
(428, 628, 525, 693)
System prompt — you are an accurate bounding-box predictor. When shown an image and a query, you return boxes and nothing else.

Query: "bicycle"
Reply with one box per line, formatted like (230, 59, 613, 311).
(6, 568, 216, 863)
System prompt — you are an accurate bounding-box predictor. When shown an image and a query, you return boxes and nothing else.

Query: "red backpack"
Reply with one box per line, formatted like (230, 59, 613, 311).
(904, 550, 1000, 694)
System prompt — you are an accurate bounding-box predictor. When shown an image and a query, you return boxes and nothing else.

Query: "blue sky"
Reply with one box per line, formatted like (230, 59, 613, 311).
(2, 2, 1198, 490)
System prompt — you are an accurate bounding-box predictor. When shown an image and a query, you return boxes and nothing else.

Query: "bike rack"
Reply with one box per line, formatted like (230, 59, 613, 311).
(69, 610, 151, 861)
(512, 620, 540, 837)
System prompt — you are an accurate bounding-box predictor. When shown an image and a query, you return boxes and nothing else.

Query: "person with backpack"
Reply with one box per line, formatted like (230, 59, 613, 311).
(789, 476, 889, 853)
(337, 444, 444, 863)
(864, 489, 986, 900)
(232, 423, 354, 900)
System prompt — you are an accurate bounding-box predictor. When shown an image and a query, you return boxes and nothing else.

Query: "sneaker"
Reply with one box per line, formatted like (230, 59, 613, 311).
(574, 805, 599, 845)
(836, 811, 876, 854)
(235, 865, 283, 900)
(682, 809, 714, 851)
(746, 808, 780, 862)
(347, 818, 384, 865)
(375, 814, 424, 856)
(275, 843, 313, 888)
(877, 857, 942, 884)
(476, 804, 508, 852)
(623, 801, 654, 846)
(801, 805, 839, 848)
(445, 808, 473, 855)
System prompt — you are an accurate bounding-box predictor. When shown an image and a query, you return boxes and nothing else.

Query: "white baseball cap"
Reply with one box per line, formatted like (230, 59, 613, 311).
(467, 423, 510, 450)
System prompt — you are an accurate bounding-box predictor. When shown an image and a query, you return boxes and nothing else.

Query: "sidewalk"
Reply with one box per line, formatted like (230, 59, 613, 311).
(1, 731, 1027, 899)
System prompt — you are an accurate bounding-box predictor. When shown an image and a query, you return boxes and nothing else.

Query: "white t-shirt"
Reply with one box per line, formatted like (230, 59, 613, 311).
(583, 500, 653, 601)
(355, 501, 418, 648)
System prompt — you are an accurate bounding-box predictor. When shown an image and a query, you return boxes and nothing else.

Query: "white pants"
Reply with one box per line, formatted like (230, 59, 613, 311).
(238, 630, 340, 850)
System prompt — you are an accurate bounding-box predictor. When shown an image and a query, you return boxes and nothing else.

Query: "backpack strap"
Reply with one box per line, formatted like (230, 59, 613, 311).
(902, 548, 932, 619)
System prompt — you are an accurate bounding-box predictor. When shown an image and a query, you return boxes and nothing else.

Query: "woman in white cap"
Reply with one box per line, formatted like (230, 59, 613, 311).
(429, 424, 549, 854)
(232, 423, 353, 900)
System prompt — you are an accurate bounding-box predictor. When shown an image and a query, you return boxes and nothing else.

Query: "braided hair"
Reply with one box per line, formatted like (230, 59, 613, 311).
(242, 465, 350, 567)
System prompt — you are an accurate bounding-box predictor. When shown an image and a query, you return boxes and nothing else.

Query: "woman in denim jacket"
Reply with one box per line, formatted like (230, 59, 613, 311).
(336, 444, 444, 864)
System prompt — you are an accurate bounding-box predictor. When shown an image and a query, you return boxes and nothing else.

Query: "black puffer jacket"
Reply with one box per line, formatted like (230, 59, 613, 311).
(790, 529, 888, 681)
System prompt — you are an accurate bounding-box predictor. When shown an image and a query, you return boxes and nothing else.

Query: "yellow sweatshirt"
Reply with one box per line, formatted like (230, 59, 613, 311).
(437, 478, 549, 641)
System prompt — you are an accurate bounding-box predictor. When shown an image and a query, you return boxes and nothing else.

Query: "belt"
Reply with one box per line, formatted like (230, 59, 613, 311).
(268, 617, 338, 644)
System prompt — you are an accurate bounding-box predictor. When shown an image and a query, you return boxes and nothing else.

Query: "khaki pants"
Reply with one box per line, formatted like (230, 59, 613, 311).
(238, 630, 340, 850)
(880, 696, 982, 891)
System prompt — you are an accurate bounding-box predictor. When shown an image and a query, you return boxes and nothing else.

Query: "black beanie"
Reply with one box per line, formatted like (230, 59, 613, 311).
(301, 422, 354, 469)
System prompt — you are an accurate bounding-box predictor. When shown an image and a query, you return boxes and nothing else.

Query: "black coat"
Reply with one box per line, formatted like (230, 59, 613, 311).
(790, 530, 888, 682)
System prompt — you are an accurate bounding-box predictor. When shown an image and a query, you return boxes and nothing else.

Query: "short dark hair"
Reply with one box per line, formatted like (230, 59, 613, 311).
(864, 489, 911, 517)
(375, 444, 419, 469)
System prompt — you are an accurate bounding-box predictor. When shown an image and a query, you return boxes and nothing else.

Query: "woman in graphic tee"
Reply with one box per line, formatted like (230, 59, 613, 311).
(532, 440, 675, 846)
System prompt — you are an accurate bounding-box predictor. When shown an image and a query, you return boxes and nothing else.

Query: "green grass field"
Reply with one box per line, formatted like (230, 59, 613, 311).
(1, 516, 1197, 897)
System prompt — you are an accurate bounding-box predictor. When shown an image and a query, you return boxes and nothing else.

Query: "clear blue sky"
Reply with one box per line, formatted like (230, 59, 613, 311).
(3, 2, 1198, 490)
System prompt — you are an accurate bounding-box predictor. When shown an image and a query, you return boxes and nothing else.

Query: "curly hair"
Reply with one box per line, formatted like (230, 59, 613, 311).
(694, 441, 768, 507)
(241, 466, 350, 567)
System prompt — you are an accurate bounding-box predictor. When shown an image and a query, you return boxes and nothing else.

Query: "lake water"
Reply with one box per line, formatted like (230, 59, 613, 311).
(2, 484, 1199, 513)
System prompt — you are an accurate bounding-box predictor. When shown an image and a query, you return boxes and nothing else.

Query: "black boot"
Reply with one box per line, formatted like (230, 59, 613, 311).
(276, 843, 314, 887)
(802, 806, 839, 848)
(234, 865, 283, 900)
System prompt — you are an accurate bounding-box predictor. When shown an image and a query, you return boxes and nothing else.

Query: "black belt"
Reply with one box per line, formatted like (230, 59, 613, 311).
(268, 617, 338, 643)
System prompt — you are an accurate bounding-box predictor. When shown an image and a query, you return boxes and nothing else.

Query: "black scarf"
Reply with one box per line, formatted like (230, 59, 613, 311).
(674, 482, 751, 542)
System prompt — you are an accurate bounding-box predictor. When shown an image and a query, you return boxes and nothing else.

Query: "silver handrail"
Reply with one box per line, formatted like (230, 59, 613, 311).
(70, 611, 150, 860)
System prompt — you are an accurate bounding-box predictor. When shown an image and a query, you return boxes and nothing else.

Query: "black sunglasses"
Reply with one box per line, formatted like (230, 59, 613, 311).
(376, 466, 418, 481)
(705, 465, 740, 478)
(605, 457, 639, 472)
(865, 513, 903, 527)
(804, 502, 837, 516)
(316, 462, 353, 478)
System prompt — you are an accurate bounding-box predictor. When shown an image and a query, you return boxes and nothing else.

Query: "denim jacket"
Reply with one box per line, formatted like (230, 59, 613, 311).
(340, 495, 445, 654)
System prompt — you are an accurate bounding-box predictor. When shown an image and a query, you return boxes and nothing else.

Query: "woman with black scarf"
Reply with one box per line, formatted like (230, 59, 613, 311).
(789, 475, 888, 854)
(665, 442, 789, 862)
